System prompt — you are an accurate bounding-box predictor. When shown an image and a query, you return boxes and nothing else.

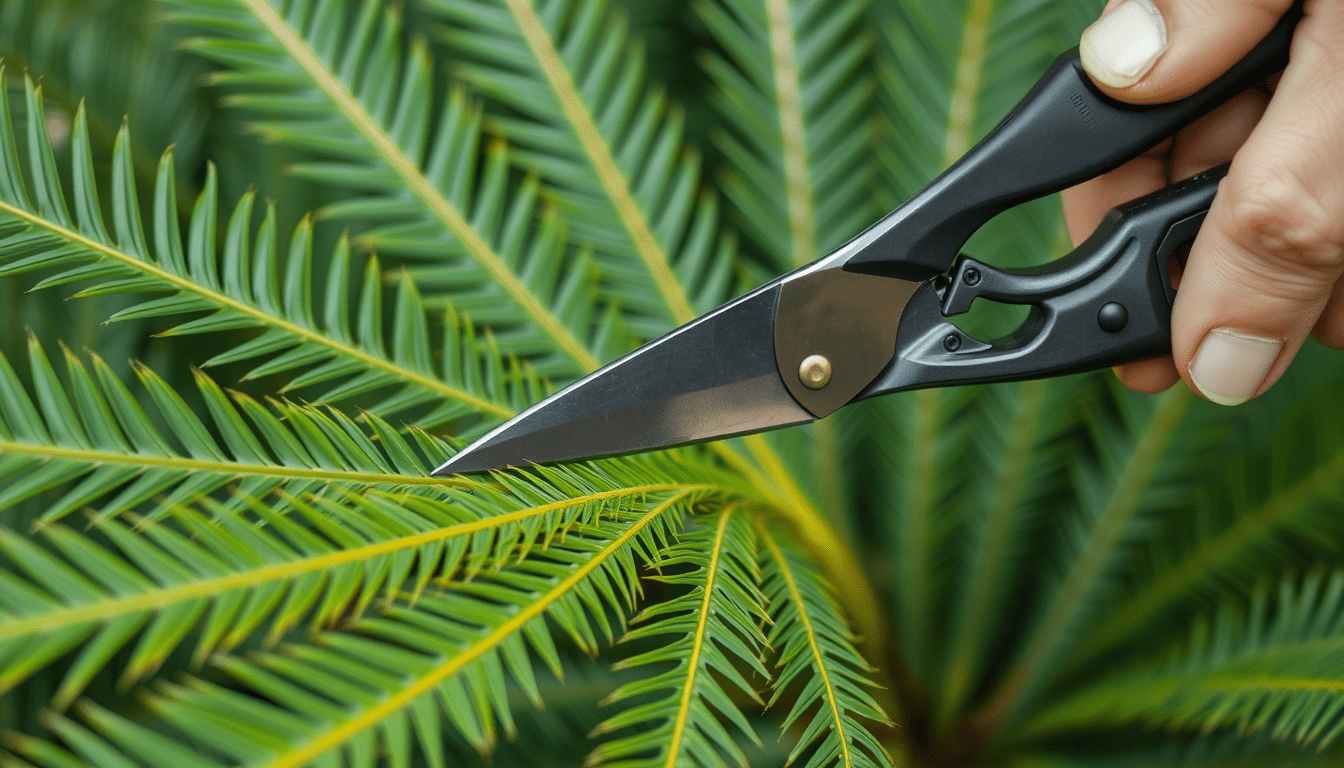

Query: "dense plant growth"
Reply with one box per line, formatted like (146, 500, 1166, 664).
(2, 1, 1344, 766)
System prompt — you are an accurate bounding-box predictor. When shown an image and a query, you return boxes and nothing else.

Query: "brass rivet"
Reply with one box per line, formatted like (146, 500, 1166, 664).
(799, 354, 832, 390)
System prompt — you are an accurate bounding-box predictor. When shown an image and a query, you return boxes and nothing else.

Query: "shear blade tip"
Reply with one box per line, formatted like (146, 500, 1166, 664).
(431, 450, 501, 476)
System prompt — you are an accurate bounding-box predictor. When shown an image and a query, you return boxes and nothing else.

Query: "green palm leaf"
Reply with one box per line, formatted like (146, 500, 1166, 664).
(758, 523, 893, 768)
(429, 0, 738, 333)
(0, 334, 458, 525)
(0, 407, 722, 708)
(5, 490, 700, 768)
(1025, 570, 1344, 750)
(0, 0, 209, 190)
(0, 79, 522, 428)
(165, 0, 625, 378)
(590, 507, 769, 768)
(696, 0, 879, 272)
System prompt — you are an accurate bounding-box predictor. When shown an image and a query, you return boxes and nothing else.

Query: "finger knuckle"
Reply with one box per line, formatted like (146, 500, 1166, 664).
(1222, 171, 1344, 271)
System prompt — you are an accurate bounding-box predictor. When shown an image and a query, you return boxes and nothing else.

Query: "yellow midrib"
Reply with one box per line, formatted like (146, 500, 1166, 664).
(664, 506, 735, 768)
(499, 0, 696, 326)
(0, 199, 512, 419)
(262, 491, 690, 768)
(761, 526, 854, 768)
(0, 485, 707, 643)
(763, 0, 817, 269)
(238, 0, 599, 373)
(0, 440, 463, 486)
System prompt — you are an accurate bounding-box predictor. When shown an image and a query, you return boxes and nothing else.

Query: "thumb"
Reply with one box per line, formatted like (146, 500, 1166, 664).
(1079, 0, 1296, 101)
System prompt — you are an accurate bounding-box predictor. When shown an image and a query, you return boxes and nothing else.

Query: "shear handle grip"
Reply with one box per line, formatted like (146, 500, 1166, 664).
(858, 165, 1225, 396)
(844, 1, 1300, 281)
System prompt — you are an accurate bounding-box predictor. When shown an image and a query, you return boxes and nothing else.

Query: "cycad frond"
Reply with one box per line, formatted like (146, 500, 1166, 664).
(591, 507, 769, 768)
(429, 0, 738, 331)
(758, 523, 894, 768)
(974, 388, 1192, 729)
(1025, 570, 1344, 750)
(0, 336, 458, 526)
(697, 0, 878, 272)
(0, 443, 720, 707)
(166, 0, 625, 378)
(931, 377, 1085, 727)
(0, 80, 525, 428)
(2, 492, 697, 768)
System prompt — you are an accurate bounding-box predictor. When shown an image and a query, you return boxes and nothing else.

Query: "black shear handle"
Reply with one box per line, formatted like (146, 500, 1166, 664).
(844, 1, 1302, 281)
(859, 165, 1224, 396)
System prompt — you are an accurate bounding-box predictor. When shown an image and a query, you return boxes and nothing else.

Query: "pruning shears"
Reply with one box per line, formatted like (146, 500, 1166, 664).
(435, 3, 1302, 475)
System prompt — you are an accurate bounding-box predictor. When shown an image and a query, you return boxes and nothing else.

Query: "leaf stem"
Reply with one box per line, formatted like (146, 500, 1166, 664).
(0, 440, 463, 488)
(762, 0, 817, 269)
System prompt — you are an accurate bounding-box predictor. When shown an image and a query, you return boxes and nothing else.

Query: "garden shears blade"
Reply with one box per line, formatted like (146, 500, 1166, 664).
(434, 2, 1301, 475)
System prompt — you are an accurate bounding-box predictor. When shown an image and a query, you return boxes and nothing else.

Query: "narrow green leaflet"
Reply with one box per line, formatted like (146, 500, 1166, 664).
(590, 507, 770, 768)
(0, 77, 526, 429)
(758, 523, 894, 768)
(697, 0, 879, 273)
(166, 0, 627, 378)
(2, 491, 698, 768)
(429, 0, 739, 334)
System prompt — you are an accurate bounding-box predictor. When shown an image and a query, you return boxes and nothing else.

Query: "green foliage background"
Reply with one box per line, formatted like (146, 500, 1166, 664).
(1, 1, 1343, 767)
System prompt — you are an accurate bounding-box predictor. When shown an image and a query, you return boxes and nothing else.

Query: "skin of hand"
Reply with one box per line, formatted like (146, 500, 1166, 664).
(1060, 0, 1344, 405)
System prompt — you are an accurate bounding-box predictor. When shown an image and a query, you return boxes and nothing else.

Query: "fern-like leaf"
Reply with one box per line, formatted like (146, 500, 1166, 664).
(430, 0, 739, 332)
(166, 0, 626, 377)
(0, 336, 460, 527)
(696, 0, 879, 272)
(3, 491, 699, 767)
(1024, 570, 1344, 750)
(591, 507, 770, 768)
(0, 430, 722, 706)
(0, 79, 526, 429)
(758, 523, 893, 768)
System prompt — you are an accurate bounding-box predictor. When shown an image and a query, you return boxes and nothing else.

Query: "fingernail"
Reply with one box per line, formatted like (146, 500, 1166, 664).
(1188, 329, 1281, 406)
(1080, 0, 1167, 88)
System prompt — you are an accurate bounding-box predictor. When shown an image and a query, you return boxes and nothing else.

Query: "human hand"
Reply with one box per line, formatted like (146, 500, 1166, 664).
(1061, 0, 1344, 405)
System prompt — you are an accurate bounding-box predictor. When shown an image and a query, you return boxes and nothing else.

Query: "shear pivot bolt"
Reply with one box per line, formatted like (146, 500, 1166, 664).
(799, 355, 833, 390)
(963, 267, 982, 286)
(944, 333, 962, 352)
